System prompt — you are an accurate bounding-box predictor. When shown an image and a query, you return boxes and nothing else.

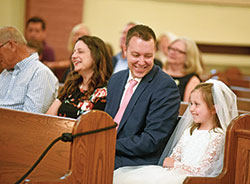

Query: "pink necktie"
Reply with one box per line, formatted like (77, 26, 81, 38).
(114, 79, 138, 128)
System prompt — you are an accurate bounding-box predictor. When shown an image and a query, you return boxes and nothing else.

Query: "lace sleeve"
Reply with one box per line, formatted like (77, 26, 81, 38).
(169, 131, 186, 162)
(174, 132, 225, 176)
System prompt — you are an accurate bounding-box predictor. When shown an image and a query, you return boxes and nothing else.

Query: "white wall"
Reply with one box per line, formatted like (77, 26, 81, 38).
(83, 0, 250, 52)
(0, 0, 250, 74)
(0, 0, 25, 33)
(83, 0, 250, 75)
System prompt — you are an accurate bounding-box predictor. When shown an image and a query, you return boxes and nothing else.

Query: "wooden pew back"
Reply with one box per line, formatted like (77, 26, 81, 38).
(0, 108, 75, 183)
(184, 113, 250, 184)
(0, 108, 116, 184)
(179, 101, 188, 116)
(209, 71, 250, 88)
(231, 86, 250, 99)
(227, 77, 250, 88)
(27, 110, 117, 184)
(237, 97, 250, 115)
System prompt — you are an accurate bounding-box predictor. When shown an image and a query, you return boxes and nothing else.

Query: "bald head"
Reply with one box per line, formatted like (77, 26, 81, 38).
(0, 26, 27, 45)
(0, 26, 29, 70)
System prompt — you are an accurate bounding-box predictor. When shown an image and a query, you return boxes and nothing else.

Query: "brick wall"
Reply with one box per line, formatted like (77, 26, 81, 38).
(25, 0, 84, 60)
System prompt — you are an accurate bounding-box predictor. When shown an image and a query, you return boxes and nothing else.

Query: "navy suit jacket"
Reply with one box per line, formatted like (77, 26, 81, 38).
(105, 65, 180, 169)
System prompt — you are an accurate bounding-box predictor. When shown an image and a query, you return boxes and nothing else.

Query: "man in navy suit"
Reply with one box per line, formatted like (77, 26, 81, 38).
(105, 25, 180, 169)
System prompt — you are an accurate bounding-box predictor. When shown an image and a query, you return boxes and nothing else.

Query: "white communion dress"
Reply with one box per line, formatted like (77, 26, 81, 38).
(113, 127, 225, 184)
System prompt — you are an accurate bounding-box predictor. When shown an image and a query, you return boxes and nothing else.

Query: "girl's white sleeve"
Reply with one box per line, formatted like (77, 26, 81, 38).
(173, 133, 225, 176)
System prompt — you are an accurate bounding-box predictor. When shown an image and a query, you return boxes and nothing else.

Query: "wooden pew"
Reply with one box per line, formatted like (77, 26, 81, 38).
(27, 110, 116, 184)
(237, 97, 250, 115)
(0, 108, 116, 184)
(44, 60, 70, 82)
(179, 101, 188, 116)
(227, 77, 250, 88)
(0, 108, 75, 183)
(231, 86, 250, 99)
(184, 113, 250, 184)
(209, 72, 250, 89)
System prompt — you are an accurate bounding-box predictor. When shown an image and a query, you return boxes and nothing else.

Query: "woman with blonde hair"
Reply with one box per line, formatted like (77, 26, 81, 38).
(67, 23, 90, 52)
(163, 37, 204, 102)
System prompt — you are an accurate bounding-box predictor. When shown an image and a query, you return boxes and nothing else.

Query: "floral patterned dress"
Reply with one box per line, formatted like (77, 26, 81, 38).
(57, 87, 107, 119)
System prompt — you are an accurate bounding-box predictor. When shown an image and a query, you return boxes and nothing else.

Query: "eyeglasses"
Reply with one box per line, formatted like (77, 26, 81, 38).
(168, 46, 186, 55)
(0, 41, 10, 48)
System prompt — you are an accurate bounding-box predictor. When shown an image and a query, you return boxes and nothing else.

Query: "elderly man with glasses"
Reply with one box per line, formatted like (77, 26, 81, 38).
(0, 26, 58, 113)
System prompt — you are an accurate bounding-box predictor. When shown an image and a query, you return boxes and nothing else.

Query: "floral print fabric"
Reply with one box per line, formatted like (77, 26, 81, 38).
(57, 87, 107, 118)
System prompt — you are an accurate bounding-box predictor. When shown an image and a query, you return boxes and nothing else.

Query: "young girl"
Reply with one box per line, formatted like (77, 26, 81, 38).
(113, 79, 238, 184)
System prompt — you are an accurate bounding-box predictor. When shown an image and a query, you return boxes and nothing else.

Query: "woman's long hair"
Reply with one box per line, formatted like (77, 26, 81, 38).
(58, 36, 113, 101)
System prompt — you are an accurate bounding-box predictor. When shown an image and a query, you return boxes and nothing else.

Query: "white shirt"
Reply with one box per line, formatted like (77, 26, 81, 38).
(0, 53, 59, 113)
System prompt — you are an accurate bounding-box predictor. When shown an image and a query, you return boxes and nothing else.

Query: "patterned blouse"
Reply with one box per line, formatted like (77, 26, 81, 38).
(57, 87, 107, 119)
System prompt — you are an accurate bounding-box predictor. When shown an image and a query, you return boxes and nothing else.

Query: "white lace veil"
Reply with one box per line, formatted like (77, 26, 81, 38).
(158, 79, 238, 165)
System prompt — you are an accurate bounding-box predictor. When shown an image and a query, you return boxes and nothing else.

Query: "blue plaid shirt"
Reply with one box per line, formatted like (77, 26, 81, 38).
(0, 53, 58, 113)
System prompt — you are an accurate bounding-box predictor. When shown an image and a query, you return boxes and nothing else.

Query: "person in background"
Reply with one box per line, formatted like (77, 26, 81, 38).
(46, 35, 113, 119)
(27, 40, 43, 61)
(46, 23, 90, 83)
(113, 79, 238, 184)
(105, 25, 180, 169)
(155, 32, 177, 65)
(112, 22, 136, 73)
(67, 23, 90, 52)
(25, 16, 55, 62)
(163, 37, 204, 102)
(0, 26, 58, 113)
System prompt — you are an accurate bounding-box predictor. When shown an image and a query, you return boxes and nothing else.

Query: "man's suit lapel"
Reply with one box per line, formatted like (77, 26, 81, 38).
(117, 66, 158, 133)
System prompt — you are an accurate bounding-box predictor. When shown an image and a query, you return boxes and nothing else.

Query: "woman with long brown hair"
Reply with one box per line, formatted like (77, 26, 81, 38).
(46, 35, 113, 118)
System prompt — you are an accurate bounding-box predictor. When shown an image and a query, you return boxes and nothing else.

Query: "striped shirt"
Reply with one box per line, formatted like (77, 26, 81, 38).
(0, 53, 59, 113)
